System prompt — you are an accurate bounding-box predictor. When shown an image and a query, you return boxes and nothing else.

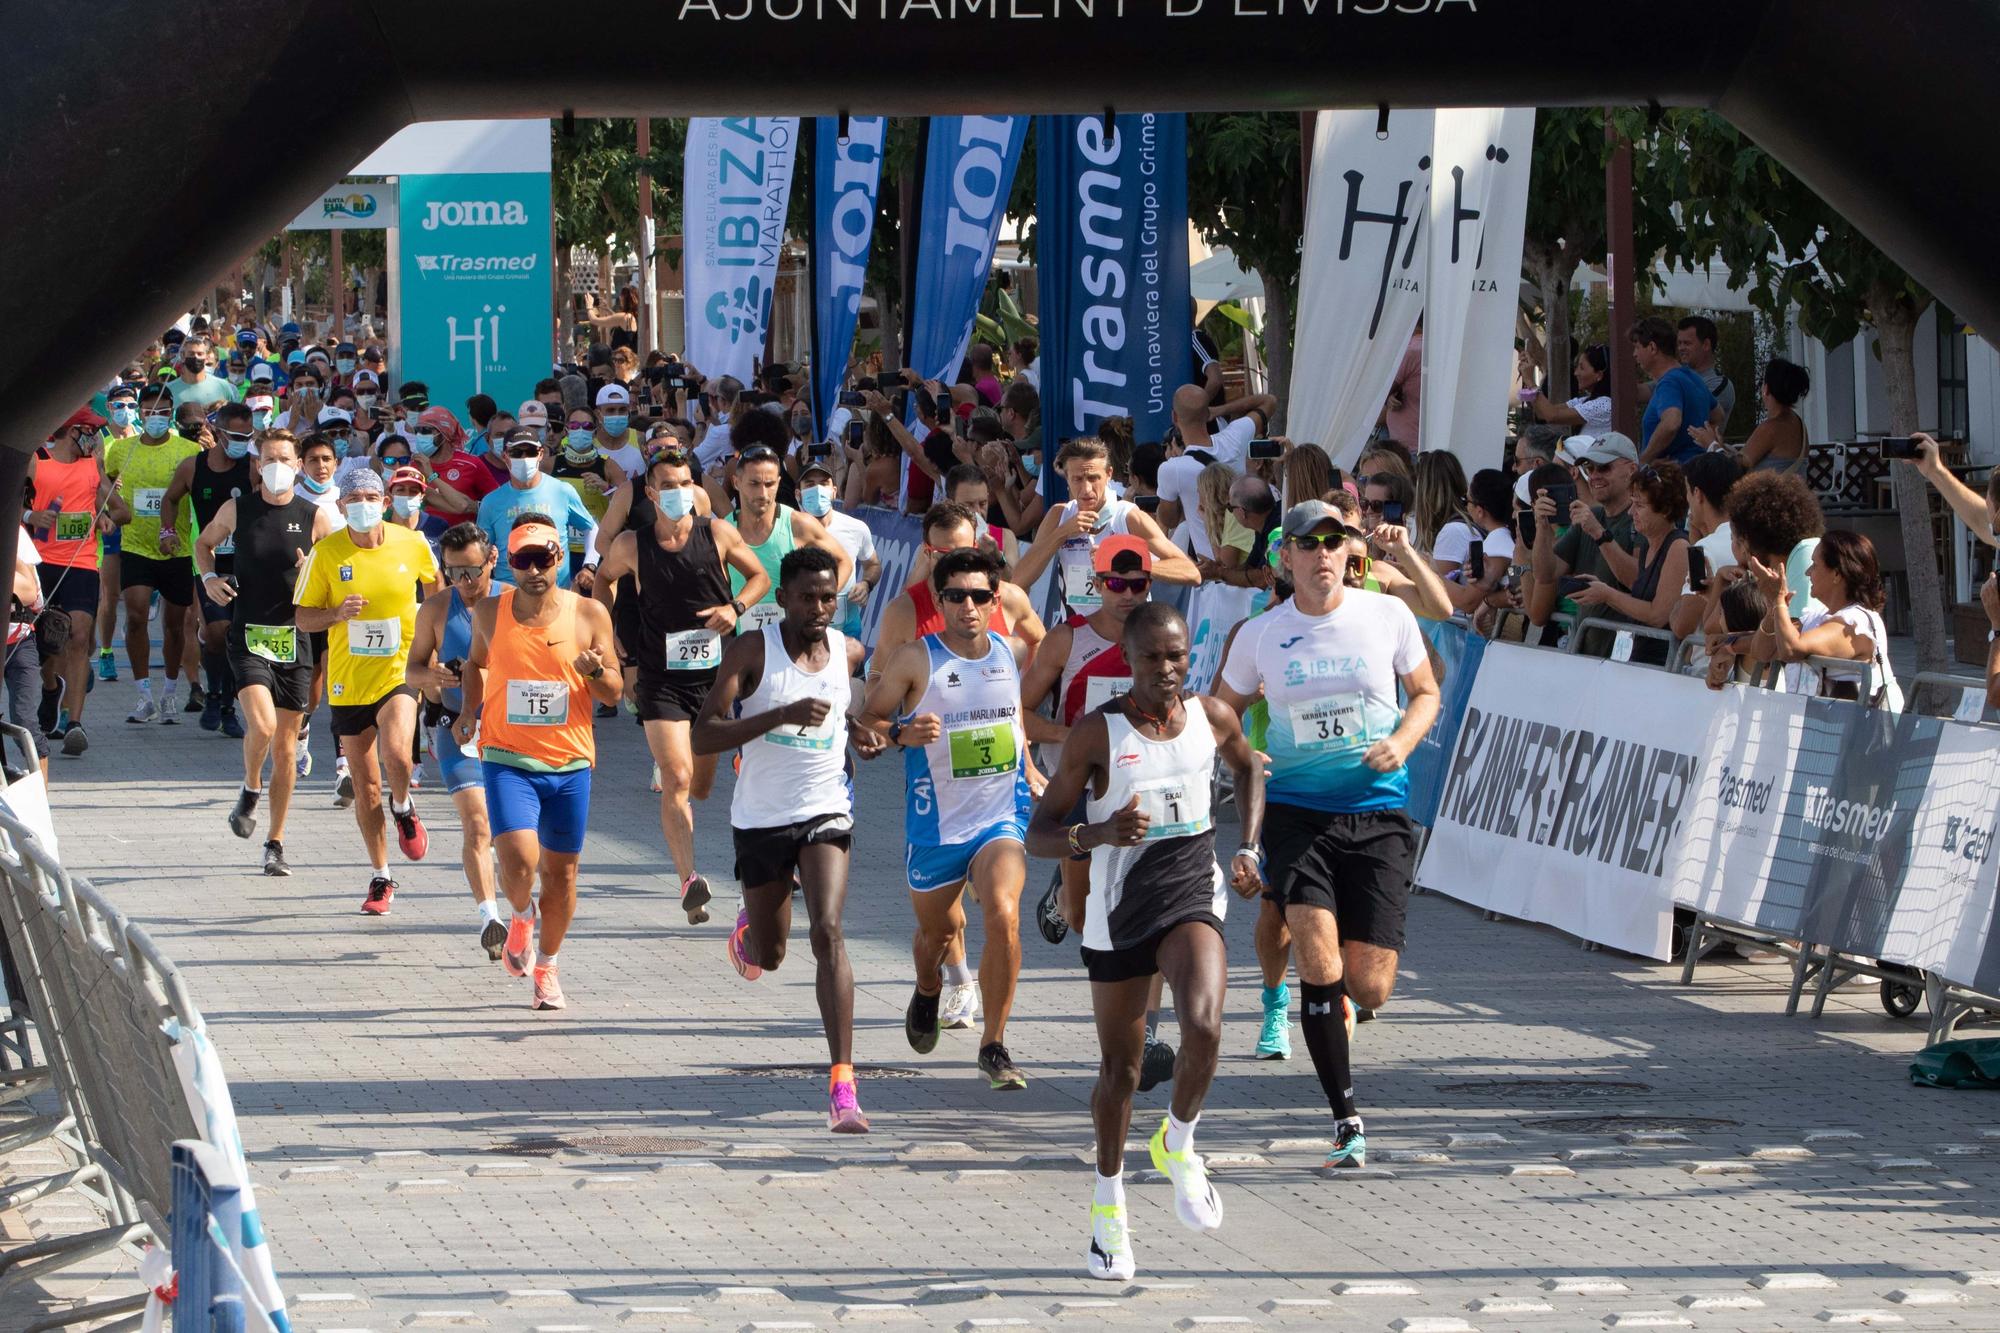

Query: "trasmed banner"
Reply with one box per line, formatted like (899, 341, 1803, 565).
(1416, 643, 1721, 959)
(683, 116, 801, 385)
(1035, 113, 1191, 449)
(1420, 107, 1535, 462)
(907, 115, 1028, 392)
(1287, 107, 1433, 468)
(810, 116, 885, 435)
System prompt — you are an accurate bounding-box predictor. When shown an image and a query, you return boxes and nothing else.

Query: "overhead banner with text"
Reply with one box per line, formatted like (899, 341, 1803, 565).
(1287, 108, 1433, 468)
(683, 116, 800, 385)
(1035, 113, 1191, 449)
(1420, 107, 1535, 462)
(810, 115, 886, 434)
(908, 115, 1028, 391)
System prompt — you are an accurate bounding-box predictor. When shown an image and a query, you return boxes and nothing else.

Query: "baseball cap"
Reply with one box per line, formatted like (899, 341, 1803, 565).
(516, 402, 550, 428)
(1092, 534, 1153, 575)
(337, 467, 385, 499)
(317, 407, 354, 427)
(280, 321, 301, 338)
(351, 370, 380, 388)
(59, 407, 108, 434)
(1575, 431, 1639, 466)
(336, 341, 358, 356)
(400, 388, 430, 410)
(248, 363, 276, 384)
(595, 383, 631, 408)
(245, 392, 275, 414)
(387, 465, 427, 492)
(235, 328, 259, 348)
(799, 457, 836, 483)
(504, 427, 545, 452)
(285, 349, 306, 367)
(1281, 499, 1362, 541)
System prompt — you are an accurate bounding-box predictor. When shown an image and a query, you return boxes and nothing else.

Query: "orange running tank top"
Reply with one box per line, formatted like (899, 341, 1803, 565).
(480, 587, 595, 769)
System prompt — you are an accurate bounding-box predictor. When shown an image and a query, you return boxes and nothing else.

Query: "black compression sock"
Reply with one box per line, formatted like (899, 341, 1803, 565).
(1299, 980, 1357, 1120)
(203, 649, 230, 699)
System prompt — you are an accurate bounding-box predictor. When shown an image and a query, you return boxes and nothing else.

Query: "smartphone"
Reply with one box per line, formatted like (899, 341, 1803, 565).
(876, 370, 907, 389)
(696, 392, 711, 418)
(1881, 435, 1924, 460)
(643, 364, 670, 384)
(1557, 575, 1591, 600)
(1688, 546, 1710, 593)
(1517, 505, 1538, 549)
(807, 442, 833, 461)
(1248, 437, 1282, 461)
(1466, 538, 1484, 572)
(1135, 494, 1162, 515)
(915, 386, 942, 422)
(846, 420, 865, 448)
(839, 390, 866, 408)
(1382, 500, 1405, 525)
(1543, 481, 1578, 513)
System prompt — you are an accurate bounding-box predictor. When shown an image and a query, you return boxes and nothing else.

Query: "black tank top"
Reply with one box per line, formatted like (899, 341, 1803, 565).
(192, 453, 253, 574)
(633, 515, 730, 674)
(229, 489, 320, 646)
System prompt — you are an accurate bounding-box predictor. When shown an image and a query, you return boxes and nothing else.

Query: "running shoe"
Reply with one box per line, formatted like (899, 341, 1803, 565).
(1036, 871, 1068, 944)
(60, 724, 88, 757)
(940, 981, 980, 1030)
(1138, 1037, 1176, 1093)
(261, 841, 290, 877)
(503, 914, 536, 978)
(1149, 1119, 1224, 1232)
(1256, 988, 1292, 1060)
(1355, 1005, 1377, 1024)
(1323, 1123, 1367, 1170)
(220, 707, 244, 740)
(649, 763, 662, 793)
(38, 685, 62, 737)
(978, 1041, 1027, 1091)
(904, 987, 941, 1054)
(595, 702, 617, 719)
(157, 689, 180, 724)
(479, 917, 506, 961)
(679, 872, 712, 925)
(531, 964, 566, 1011)
(393, 805, 428, 860)
(334, 759, 354, 808)
(408, 766, 423, 791)
(727, 908, 762, 980)
(295, 734, 313, 779)
(361, 875, 395, 916)
(199, 691, 223, 732)
(183, 683, 204, 714)
(126, 696, 156, 724)
(828, 1080, 870, 1134)
(94, 650, 117, 682)
(1085, 1202, 1137, 1281)
(227, 789, 258, 839)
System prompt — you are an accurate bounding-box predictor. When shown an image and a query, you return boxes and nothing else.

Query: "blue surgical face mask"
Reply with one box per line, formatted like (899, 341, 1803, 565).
(298, 473, 329, 496)
(223, 432, 254, 459)
(336, 358, 356, 375)
(1021, 453, 1041, 478)
(566, 429, 596, 454)
(409, 431, 439, 457)
(799, 484, 834, 517)
(510, 456, 540, 484)
(250, 408, 274, 431)
(344, 499, 384, 531)
(657, 485, 695, 520)
(227, 370, 245, 385)
(391, 494, 422, 518)
(332, 436, 351, 460)
(109, 404, 137, 429)
(141, 412, 171, 439)
(602, 414, 628, 436)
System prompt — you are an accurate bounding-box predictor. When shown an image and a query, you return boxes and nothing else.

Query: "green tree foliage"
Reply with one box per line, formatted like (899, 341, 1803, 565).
(1186, 113, 1302, 428)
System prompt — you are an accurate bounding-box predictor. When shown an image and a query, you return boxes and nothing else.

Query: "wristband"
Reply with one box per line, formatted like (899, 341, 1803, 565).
(729, 598, 747, 617)
(1067, 823, 1090, 858)
(1593, 531, 1613, 545)
(1235, 844, 1263, 861)
(887, 719, 904, 746)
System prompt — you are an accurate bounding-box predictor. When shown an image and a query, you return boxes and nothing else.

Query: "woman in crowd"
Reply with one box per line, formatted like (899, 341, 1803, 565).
(1701, 469, 1826, 681)
(1193, 461, 1252, 583)
(1696, 358, 1811, 472)
(1746, 529, 1903, 709)
(1569, 460, 1690, 657)
(1357, 442, 1413, 489)
(1669, 450, 1746, 639)
(1444, 468, 1518, 617)
(1412, 451, 1475, 573)
(840, 411, 903, 511)
(1517, 342, 1615, 437)
(1278, 443, 1334, 514)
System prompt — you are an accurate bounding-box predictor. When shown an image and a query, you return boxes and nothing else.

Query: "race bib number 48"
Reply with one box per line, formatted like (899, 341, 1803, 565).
(134, 488, 165, 519)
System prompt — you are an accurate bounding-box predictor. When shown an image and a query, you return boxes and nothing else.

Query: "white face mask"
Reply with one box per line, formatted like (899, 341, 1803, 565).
(260, 461, 297, 494)
(799, 484, 834, 517)
(344, 499, 384, 532)
(391, 494, 422, 518)
(509, 456, 540, 484)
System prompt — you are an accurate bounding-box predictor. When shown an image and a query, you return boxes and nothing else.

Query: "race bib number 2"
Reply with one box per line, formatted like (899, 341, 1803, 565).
(947, 722, 1017, 779)
(1061, 542, 1101, 610)
(1288, 696, 1366, 753)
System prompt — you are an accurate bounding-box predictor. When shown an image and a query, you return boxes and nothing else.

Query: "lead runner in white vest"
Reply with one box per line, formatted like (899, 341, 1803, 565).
(1028, 601, 1266, 1284)
(693, 546, 878, 1135)
(857, 547, 1044, 1093)
(1013, 438, 1199, 618)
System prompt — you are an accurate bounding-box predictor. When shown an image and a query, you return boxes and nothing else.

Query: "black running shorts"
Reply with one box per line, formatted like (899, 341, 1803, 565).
(228, 650, 314, 714)
(1080, 913, 1223, 984)
(732, 812, 854, 888)
(1260, 802, 1416, 952)
(634, 666, 716, 724)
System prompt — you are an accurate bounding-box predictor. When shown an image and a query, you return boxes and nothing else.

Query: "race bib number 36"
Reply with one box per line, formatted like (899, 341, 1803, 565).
(506, 680, 569, 726)
(346, 617, 401, 658)
(947, 722, 1017, 779)
(1288, 696, 1366, 752)
(663, 628, 721, 672)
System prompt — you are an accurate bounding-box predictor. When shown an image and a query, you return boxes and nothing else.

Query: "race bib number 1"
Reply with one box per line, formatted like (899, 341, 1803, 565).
(346, 617, 401, 658)
(663, 628, 721, 671)
(1134, 777, 1210, 840)
(1288, 696, 1366, 753)
(947, 722, 1017, 779)
(506, 680, 568, 726)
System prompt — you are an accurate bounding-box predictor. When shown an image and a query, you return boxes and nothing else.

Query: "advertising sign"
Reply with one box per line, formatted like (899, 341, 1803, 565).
(289, 181, 397, 231)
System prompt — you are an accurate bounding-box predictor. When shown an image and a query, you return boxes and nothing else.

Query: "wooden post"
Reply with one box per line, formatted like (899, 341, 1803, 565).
(330, 229, 345, 345)
(637, 117, 656, 354)
(1604, 110, 1639, 439)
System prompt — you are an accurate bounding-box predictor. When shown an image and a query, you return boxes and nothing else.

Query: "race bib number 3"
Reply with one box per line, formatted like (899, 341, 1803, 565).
(1288, 696, 1366, 753)
(346, 617, 401, 658)
(1134, 777, 1211, 840)
(134, 488, 165, 519)
(947, 722, 1017, 779)
(663, 628, 721, 672)
(54, 512, 93, 543)
(245, 624, 298, 664)
(506, 680, 568, 726)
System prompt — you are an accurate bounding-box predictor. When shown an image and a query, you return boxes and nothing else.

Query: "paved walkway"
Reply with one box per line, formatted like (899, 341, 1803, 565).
(9, 671, 2000, 1332)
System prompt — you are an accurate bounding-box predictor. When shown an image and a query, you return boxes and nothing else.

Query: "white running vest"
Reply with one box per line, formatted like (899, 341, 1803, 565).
(902, 632, 1029, 847)
(1084, 703, 1226, 952)
(732, 625, 854, 829)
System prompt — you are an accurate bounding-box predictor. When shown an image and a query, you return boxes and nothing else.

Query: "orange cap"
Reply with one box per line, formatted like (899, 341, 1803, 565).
(1092, 534, 1152, 575)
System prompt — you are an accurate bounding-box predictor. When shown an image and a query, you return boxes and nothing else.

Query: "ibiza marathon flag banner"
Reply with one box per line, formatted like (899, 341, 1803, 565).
(1035, 113, 1191, 449)
(683, 116, 800, 385)
(908, 116, 1028, 391)
(810, 116, 886, 433)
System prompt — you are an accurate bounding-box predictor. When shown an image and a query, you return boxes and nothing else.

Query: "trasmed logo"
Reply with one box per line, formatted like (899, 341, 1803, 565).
(414, 254, 540, 277)
(1801, 784, 1899, 840)
(421, 200, 529, 231)
(1716, 764, 1774, 815)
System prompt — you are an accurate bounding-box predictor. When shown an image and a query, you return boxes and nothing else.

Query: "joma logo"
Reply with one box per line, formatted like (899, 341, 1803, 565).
(421, 200, 528, 231)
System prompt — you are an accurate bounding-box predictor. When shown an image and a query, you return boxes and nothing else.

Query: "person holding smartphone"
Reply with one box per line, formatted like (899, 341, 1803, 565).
(1526, 433, 1643, 650)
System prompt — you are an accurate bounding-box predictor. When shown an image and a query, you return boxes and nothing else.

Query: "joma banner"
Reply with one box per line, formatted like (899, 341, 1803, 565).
(683, 116, 800, 385)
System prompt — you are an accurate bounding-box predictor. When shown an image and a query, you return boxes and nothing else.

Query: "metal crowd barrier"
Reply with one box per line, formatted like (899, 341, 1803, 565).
(172, 1141, 281, 1333)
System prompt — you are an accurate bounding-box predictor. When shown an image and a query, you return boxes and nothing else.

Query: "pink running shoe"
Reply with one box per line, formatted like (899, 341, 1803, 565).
(531, 964, 566, 1011)
(727, 909, 762, 980)
(828, 1080, 870, 1134)
(503, 915, 536, 979)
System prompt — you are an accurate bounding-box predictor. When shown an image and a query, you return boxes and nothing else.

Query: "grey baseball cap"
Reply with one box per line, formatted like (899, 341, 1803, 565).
(1280, 499, 1360, 540)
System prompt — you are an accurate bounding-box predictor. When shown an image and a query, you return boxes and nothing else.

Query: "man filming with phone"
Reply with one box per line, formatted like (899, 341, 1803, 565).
(1526, 432, 1642, 641)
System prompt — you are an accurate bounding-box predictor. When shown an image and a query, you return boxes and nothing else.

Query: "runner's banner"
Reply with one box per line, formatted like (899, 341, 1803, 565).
(1420, 107, 1536, 462)
(1403, 617, 1489, 828)
(810, 116, 886, 435)
(682, 116, 800, 386)
(906, 116, 1028, 393)
(1416, 643, 1721, 959)
(1286, 108, 1433, 469)
(1034, 113, 1191, 450)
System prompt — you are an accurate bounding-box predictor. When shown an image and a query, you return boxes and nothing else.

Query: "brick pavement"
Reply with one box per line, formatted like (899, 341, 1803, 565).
(8, 671, 2000, 1332)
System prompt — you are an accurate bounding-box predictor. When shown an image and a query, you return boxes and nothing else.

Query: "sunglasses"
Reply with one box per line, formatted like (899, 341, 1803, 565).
(939, 587, 996, 606)
(508, 545, 562, 571)
(442, 564, 485, 583)
(737, 446, 782, 463)
(1100, 575, 1150, 594)
(1357, 500, 1387, 514)
(648, 446, 690, 464)
(1288, 532, 1352, 550)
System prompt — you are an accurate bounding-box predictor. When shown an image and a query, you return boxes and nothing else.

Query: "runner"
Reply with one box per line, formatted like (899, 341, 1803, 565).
(1027, 601, 1265, 1279)
(476, 429, 602, 591)
(193, 429, 337, 875)
(94, 384, 140, 684)
(25, 408, 116, 756)
(692, 545, 878, 1132)
(293, 432, 343, 790)
(163, 400, 255, 736)
(294, 468, 441, 913)
(104, 383, 202, 722)
(1014, 438, 1199, 618)
(1212, 500, 1440, 1169)
(793, 457, 879, 645)
(856, 547, 1042, 1089)
(725, 446, 852, 636)
(592, 447, 770, 922)
(407, 523, 506, 957)
(452, 516, 624, 1011)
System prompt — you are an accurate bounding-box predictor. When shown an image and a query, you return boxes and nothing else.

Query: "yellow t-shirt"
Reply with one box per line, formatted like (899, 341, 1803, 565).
(294, 524, 440, 709)
(104, 434, 201, 560)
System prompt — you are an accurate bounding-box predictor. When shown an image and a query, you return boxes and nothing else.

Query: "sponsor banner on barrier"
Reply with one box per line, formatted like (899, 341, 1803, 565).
(1404, 618, 1488, 828)
(810, 116, 885, 433)
(852, 505, 923, 654)
(1417, 643, 1717, 959)
(683, 116, 801, 386)
(1884, 718, 2000, 994)
(1184, 580, 1253, 698)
